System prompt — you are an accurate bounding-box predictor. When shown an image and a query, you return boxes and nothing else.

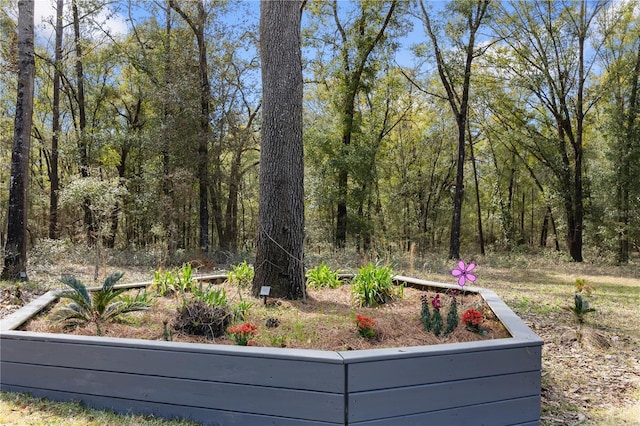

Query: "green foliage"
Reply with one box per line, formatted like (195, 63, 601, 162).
(306, 262, 341, 289)
(191, 282, 227, 307)
(227, 261, 254, 289)
(152, 264, 194, 297)
(351, 263, 399, 307)
(118, 288, 152, 305)
(232, 295, 254, 322)
(431, 309, 443, 337)
(51, 273, 150, 335)
(420, 295, 431, 332)
(445, 297, 459, 335)
(152, 268, 178, 297)
(574, 278, 595, 296)
(563, 294, 596, 324)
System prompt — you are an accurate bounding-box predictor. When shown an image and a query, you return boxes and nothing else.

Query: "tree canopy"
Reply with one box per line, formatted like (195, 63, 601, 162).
(1, 0, 639, 277)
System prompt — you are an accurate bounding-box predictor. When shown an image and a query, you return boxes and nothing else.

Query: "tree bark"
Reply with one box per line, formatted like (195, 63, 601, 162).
(252, 0, 305, 299)
(48, 0, 62, 240)
(2, 0, 35, 281)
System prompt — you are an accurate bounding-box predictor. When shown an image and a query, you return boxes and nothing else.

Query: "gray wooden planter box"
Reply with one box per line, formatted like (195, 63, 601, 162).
(1, 275, 542, 425)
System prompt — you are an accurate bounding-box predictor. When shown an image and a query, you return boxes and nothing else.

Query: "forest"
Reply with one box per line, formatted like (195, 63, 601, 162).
(1, 0, 640, 275)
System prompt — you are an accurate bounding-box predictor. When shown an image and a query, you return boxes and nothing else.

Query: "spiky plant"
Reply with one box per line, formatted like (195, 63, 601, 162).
(563, 294, 596, 324)
(51, 272, 150, 335)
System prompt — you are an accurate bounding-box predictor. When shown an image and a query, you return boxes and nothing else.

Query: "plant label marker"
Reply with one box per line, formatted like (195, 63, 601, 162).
(260, 286, 271, 305)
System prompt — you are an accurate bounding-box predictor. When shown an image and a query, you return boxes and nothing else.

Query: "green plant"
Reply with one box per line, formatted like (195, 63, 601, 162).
(227, 261, 254, 289)
(355, 314, 376, 338)
(430, 294, 443, 336)
(152, 268, 178, 296)
(51, 273, 150, 336)
(420, 294, 431, 332)
(351, 263, 399, 307)
(563, 294, 596, 324)
(191, 283, 227, 307)
(306, 262, 341, 289)
(118, 288, 152, 305)
(232, 296, 254, 322)
(445, 297, 459, 334)
(227, 322, 258, 346)
(574, 278, 595, 296)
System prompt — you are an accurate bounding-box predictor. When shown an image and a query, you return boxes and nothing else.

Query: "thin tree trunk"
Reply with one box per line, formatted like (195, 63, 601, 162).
(2, 0, 35, 281)
(48, 0, 62, 240)
(468, 133, 485, 255)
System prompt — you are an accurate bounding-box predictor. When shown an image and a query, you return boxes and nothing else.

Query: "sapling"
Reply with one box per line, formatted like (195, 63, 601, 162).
(563, 294, 596, 324)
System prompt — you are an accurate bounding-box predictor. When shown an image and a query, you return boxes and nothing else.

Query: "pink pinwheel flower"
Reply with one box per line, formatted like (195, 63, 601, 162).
(451, 260, 476, 288)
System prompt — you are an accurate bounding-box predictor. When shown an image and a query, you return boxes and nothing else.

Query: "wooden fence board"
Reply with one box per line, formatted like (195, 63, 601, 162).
(2, 362, 344, 423)
(348, 371, 541, 423)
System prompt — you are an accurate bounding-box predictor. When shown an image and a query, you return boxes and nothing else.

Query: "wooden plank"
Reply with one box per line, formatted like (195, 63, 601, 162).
(349, 396, 540, 425)
(0, 291, 59, 331)
(0, 330, 344, 362)
(347, 346, 541, 392)
(1, 385, 342, 425)
(0, 337, 343, 393)
(2, 362, 345, 423)
(348, 371, 541, 423)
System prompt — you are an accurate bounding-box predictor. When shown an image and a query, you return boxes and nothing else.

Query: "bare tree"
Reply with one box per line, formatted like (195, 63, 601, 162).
(2, 0, 35, 281)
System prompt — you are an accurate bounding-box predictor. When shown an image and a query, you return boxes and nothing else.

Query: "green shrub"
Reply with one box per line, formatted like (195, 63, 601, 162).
(227, 261, 254, 289)
(351, 263, 399, 307)
(306, 262, 341, 289)
(51, 272, 150, 335)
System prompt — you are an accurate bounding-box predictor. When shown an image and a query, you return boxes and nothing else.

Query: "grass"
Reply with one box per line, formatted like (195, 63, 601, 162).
(0, 391, 197, 425)
(1, 249, 640, 425)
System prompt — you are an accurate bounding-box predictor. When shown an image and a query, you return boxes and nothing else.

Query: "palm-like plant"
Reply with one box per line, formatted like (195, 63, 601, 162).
(51, 272, 150, 335)
(562, 294, 596, 324)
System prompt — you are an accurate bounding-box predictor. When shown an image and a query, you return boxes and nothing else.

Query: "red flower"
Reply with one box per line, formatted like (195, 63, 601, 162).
(431, 294, 442, 310)
(228, 322, 258, 335)
(356, 314, 375, 329)
(462, 308, 484, 327)
(355, 314, 376, 338)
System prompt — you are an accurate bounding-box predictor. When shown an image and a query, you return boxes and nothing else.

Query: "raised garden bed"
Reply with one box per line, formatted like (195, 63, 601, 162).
(0, 275, 542, 425)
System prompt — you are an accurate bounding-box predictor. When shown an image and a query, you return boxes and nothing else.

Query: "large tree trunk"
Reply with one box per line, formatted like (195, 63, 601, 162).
(252, 0, 305, 300)
(2, 0, 35, 281)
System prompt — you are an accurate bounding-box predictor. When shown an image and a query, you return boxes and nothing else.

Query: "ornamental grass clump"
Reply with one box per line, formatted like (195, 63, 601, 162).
(51, 272, 150, 336)
(228, 322, 258, 346)
(355, 314, 376, 338)
(227, 261, 254, 289)
(351, 263, 400, 307)
(306, 262, 341, 289)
